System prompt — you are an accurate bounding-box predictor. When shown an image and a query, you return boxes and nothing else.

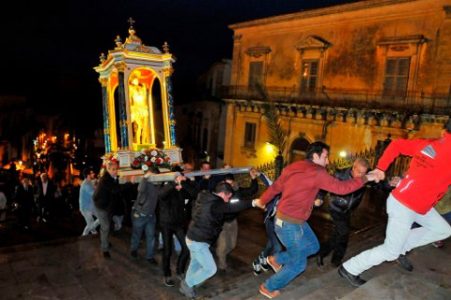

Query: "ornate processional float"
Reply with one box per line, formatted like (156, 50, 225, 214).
(94, 18, 182, 181)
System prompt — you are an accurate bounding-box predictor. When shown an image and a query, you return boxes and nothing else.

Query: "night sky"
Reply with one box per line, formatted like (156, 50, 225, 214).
(2, 0, 353, 133)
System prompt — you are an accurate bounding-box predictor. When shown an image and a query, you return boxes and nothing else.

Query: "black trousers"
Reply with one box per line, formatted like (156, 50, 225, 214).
(319, 209, 351, 263)
(161, 224, 189, 277)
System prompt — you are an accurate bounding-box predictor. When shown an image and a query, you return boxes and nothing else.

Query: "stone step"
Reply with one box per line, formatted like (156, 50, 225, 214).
(199, 223, 389, 300)
(342, 271, 451, 300)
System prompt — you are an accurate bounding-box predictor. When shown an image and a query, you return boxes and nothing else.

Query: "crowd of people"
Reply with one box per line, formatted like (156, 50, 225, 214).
(0, 168, 80, 233)
(1, 119, 450, 299)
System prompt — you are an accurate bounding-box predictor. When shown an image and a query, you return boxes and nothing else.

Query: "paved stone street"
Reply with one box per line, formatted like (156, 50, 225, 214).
(1, 207, 450, 299)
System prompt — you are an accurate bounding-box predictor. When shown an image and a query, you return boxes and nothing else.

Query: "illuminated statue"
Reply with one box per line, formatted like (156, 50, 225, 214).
(130, 78, 150, 145)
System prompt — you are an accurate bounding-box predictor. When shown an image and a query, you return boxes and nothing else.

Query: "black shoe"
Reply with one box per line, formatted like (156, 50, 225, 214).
(130, 250, 138, 258)
(147, 258, 158, 265)
(317, 255, 324, 267)
(164, 277, 175, 287)
(397, 255, 413, 272)
(331, 258, 342, 268)
(103, 251, 111, 259)
(338, 265, 366, 287)
(217, 268, 227, 275)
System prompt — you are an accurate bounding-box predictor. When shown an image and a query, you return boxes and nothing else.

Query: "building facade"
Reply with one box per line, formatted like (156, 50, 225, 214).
(222, 0, 451, 168)
(175, 60, 231, 167)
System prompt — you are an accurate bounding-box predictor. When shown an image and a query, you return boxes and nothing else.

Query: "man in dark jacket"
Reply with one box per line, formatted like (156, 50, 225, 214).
(158, 173, 198, 287)
(93, 160, 121, 258)
(15, 177, 34, 230)
(130, 169, 172, 265)
(179, 182, 264, 298)
(317, 158, 369, 267)
(216, 168, 259, 271)
(36, 173, 56, 222)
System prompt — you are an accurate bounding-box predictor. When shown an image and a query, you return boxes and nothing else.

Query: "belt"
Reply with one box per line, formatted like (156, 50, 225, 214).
(276, 211, 305, 225)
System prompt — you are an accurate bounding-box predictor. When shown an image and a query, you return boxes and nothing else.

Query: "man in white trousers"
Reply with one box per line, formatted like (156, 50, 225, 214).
(339, 118, 451, 287)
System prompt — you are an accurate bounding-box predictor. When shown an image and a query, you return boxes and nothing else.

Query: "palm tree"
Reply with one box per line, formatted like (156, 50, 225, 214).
(256, 84, 288, 179)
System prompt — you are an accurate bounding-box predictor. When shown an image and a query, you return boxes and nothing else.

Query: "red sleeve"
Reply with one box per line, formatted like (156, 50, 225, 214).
(377, 139, 429, 171)
(316, 169, 364, 195)
(260, 173, 285, 205)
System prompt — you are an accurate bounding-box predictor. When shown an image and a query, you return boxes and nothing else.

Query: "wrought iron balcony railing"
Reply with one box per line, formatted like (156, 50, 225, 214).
(219, 85, 451, 115)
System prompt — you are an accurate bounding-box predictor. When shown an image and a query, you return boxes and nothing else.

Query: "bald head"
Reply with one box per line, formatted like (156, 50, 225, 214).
(351, 158, 369, 178)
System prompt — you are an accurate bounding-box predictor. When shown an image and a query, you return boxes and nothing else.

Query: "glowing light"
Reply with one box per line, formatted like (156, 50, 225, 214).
(264, 142, 275, 155)
(339, 150, 347, 158)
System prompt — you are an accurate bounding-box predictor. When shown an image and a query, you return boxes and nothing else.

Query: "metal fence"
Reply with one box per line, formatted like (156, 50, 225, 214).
(256, 147, 410, 182)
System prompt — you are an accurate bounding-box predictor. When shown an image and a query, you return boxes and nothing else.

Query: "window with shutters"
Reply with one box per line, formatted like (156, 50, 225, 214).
(248, 62, 264, 89)
(244, 122, 256, 148)
(301, 60, 319, 93)
(383, 57, 410, 97)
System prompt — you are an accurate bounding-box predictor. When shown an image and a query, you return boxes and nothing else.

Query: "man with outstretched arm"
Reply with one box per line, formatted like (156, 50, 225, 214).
(254, 141, 378, 298)
(339, 119, 451, 287)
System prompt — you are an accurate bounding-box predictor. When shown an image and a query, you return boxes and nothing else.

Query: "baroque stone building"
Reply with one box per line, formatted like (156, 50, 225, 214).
(222, 0, 451, 168)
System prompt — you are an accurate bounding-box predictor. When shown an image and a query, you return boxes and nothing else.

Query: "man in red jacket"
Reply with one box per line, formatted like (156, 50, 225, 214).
(256, 141, 377, 299)
(339, 118, 451, 287)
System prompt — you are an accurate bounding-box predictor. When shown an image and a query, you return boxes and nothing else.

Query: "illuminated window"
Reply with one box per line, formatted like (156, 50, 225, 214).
(301, 60, 319, 93)
(244, 122, 256, 148)
(383, 57, 410, 97)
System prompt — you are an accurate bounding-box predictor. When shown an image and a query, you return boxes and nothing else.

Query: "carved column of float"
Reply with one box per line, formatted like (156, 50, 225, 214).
(100, 78, 112, 153)
(116, 63, 129, 149)
(164, 67, 177, 147)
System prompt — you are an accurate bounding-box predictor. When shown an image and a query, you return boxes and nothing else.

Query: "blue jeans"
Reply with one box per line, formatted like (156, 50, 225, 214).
(130, 213, 156, 259)
(185, 238, 217, 288)
(262, 217, 282, 257)
(265, 219, 319, 291)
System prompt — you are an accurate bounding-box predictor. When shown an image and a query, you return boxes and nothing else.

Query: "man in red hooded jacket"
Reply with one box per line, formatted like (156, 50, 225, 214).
(339, 118, 451, 287)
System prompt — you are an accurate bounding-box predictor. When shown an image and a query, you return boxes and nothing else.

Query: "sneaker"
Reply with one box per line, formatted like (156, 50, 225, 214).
(130, 250, 138, 258)
(147, 258, 158, 266)
(432, 240, 444, 248)
(252, 259, 262, 276)
(179, 279, 196, 298)
(259, 284, 281, 299)
(266, 256, 282, 273)
(259, 254, 269, 272)
(397, 254, 413, 272)
(338, 265, 366, 287)
(164, 277, 175, 287)
(103, 251, 111, 259)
